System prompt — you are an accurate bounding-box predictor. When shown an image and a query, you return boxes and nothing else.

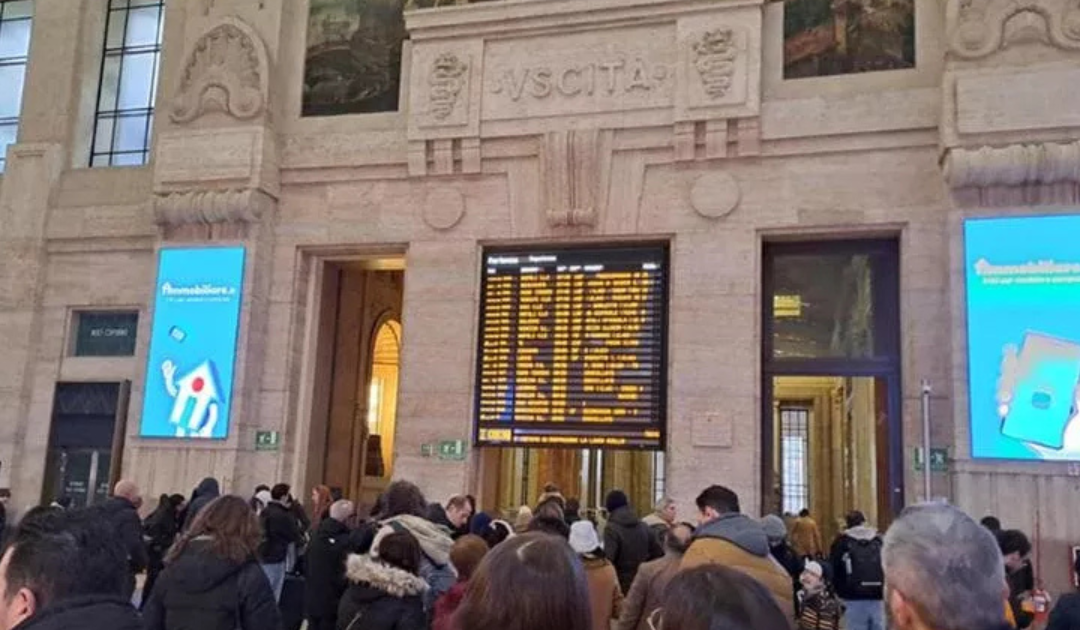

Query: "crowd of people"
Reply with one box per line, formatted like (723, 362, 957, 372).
(0, 476, 1072, 630)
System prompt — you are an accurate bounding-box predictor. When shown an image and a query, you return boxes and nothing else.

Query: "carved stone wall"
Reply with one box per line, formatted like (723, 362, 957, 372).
(947, 0, 1080, 59)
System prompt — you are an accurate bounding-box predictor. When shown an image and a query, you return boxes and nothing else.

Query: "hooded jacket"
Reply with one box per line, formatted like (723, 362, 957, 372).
(828, 525, 883, 601)
(604, 506, 663, 594)
(583, 556, 624, 630)
(305, 517, 360, 620)
(142, 538, 282, 630)
(336, 555, 428, 630)
(181, 478, 220, 531)
(373, 514, 456, 610)
(95, 496, 149, 574)
(12, 596, 142, 630)
(681, 512, 796, 619)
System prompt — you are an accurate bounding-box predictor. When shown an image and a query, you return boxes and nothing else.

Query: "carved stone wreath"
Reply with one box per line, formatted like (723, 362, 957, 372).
(692, 28, 739, 99)
(170, 20, 267, 124)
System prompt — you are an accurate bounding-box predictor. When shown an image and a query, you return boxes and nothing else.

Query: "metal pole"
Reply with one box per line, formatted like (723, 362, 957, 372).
(921, 379, 932, 502)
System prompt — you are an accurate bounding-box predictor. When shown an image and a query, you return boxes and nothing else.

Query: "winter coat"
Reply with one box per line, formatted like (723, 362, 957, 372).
(181, 478, 220, 531)
(259, 502, 303, 564)
(1006, 564, 1035, 629)
(144, 504, 181, 558)
(791, 516, 824, 558)
(305, 517, 361, 619)
(431, 581, 468, 630)
(373, 515, 456, 611)
(615, 552, 681, 630)
(425, 504, 465, 540)
(583, 556, 623, 630)
(336, 555, 428, 630)
(142, 538, 282, 630)
(771, 542, 804, 604)
(798, 590, 842, 630)
(603, 506, 663, 594)
(95, 496, 149, 574)
(828, 526, 883, 601)
(1047, 593, 1080, 630)
(681, 512, 796, 619)
(11, 595, 142, 630)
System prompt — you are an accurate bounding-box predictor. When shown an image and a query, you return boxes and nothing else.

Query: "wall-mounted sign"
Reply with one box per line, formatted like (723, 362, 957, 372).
(966, 216, 1080, 461)
(913, 447, 949, 473)
(474, 244, 669, 450)
(74, 311, 139, 357)
(420, 440, 468, 461)
(255, 431, 280, 451)
(140, 247, 246, 440)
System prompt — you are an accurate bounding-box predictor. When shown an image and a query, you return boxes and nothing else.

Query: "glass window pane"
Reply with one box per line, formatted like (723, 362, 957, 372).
(769, 247, 895, 359)
(0, 121, 18, 158)
(112, 151, 144, 167)
(131, 0, 161, 6)
(124, 6, 160, 48)
(150, 51, 160, 104)
(0, 63, 25, 118)
(105, 8, 127, 50)
(91, 154, 111, 167)
(93, 117, 115, 154)
(0, 18, 32, 60)
(114, 114, 147, 152)
(117, 52, 154, 110)
(3, 1, 33, 20)
(98, 55, 121, 111)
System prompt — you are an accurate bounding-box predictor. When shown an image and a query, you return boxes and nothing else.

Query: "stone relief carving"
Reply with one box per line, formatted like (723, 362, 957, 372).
(153, 188, 274, 226)
(490, 58, 672, 101)
(942, 140, 1080, 205)
(428, 53, 469, 120)
(421, 186, 466, 230)
(948, 0, 1080, 59)
(543, 129, 612, 228)
(689, 172, 741, 219)
(692, 28, 738, 99)
(170, 20, 269, 124)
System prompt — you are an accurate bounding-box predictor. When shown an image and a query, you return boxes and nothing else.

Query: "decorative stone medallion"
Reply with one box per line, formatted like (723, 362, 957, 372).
(422, 187, 466, 231)
(689, 172, 741, 219)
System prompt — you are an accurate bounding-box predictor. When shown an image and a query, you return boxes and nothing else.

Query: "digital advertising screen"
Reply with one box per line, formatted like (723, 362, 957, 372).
(140, 247, 246, 440)
(966, 215, 1080, 460)
(474, 244, 669, 450)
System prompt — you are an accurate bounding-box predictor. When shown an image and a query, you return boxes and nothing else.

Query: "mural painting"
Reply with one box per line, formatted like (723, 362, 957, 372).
(782, 0, 915, 79)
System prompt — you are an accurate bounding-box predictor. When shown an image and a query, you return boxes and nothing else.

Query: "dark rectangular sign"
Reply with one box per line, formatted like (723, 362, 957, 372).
(474, 244, 669, 450)
(74, 312, 139, 357)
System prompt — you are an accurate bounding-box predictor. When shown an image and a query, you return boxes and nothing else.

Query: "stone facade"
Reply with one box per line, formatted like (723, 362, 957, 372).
(1, 0, 1080, 592)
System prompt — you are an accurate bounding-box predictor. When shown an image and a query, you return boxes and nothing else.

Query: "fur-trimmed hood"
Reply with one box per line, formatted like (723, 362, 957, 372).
(345, 554, 429, 598)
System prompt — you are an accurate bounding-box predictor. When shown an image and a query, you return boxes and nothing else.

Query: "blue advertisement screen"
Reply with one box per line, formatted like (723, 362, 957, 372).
(966, 215, 1080, 460)
(140, 247, 246, 439)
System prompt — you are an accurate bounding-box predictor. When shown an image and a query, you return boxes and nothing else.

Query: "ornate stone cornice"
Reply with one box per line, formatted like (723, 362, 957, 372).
(948, 0, 1080, 59)
(170, 17, 269, 124)
(942, 140, 1080, 205)
(153, 188, 275, 226)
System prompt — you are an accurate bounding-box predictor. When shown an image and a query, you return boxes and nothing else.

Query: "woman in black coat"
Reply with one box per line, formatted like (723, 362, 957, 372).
(143, 495, 282, 630)
(337, 531, 428, 630)
(141, 493, 186, 609)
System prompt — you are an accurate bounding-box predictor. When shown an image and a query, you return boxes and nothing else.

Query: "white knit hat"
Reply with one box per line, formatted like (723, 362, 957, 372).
(803, 560, 824, 579)
(569, 521, 601, 555)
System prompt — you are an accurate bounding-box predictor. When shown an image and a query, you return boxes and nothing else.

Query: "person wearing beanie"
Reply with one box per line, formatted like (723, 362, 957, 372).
(571, 520, 623, 630)
(799, 560, 842, 630)
(431, 535, 489, 630)
(603, 490, 663, 594)
(762, 514, 804, 600)
(468, 511, 494, 538)
(513, 506, 533, 534)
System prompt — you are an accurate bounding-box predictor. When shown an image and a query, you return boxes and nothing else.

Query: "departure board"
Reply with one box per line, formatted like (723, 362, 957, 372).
(474, 245, 668, 450)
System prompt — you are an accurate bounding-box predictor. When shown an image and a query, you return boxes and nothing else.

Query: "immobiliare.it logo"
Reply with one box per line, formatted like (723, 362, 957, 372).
(160, 282, 237, 297)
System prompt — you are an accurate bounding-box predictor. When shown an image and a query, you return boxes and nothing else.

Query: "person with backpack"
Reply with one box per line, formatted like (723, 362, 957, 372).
(829, 511, 884, 630)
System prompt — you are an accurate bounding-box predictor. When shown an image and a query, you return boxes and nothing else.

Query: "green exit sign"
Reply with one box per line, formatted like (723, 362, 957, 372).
(255, 431, 281, 451)
(914, 447, 948, 473)
(421, 440, 467, 460)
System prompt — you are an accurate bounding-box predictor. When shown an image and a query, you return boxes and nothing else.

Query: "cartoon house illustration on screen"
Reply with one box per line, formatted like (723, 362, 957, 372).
(164, 360, 222, 438)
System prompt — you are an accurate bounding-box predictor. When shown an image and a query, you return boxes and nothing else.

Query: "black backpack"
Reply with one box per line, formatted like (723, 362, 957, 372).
(842, 537, 884, 599)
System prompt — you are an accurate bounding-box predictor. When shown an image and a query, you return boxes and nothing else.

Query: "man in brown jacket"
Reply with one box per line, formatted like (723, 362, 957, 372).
(681, 485, 796, 620)
(791, 509, 825, 559)
(616, 522, 693, 630)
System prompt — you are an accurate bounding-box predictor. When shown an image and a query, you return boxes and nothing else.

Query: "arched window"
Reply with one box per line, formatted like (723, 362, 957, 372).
(365, 318, 401, 477)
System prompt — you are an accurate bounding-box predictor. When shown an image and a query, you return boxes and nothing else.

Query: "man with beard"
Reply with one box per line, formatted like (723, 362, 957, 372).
(882, 502, 1013, 630)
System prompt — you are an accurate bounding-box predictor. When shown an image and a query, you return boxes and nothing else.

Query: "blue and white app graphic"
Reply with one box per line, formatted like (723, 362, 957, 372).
(140, 247, 246, 439)
(966, 215, 1080, 460)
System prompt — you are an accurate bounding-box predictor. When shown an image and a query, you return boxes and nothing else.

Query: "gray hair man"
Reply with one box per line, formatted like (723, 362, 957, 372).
(883, 502, 1012, 630)
(305, 499, 358, 630)
(642, 497, 676, 538)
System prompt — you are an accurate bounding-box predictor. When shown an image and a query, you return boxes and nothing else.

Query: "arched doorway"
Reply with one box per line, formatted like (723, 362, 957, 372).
(364, 318, 401, 480)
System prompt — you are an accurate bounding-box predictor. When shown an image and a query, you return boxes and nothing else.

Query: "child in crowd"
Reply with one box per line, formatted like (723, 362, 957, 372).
(798, 561, 843, 630)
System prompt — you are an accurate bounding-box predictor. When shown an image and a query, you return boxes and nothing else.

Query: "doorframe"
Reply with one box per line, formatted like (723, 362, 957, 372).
(760, 239, 904, 521)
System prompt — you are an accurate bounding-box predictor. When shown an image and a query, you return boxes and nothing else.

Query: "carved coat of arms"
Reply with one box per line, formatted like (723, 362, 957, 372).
(428, 53, 469, 120)
(692, 28, 739, 99)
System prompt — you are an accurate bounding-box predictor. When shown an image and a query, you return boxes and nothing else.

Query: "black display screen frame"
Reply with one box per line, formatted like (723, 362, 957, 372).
(472, 242, 670, 452)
